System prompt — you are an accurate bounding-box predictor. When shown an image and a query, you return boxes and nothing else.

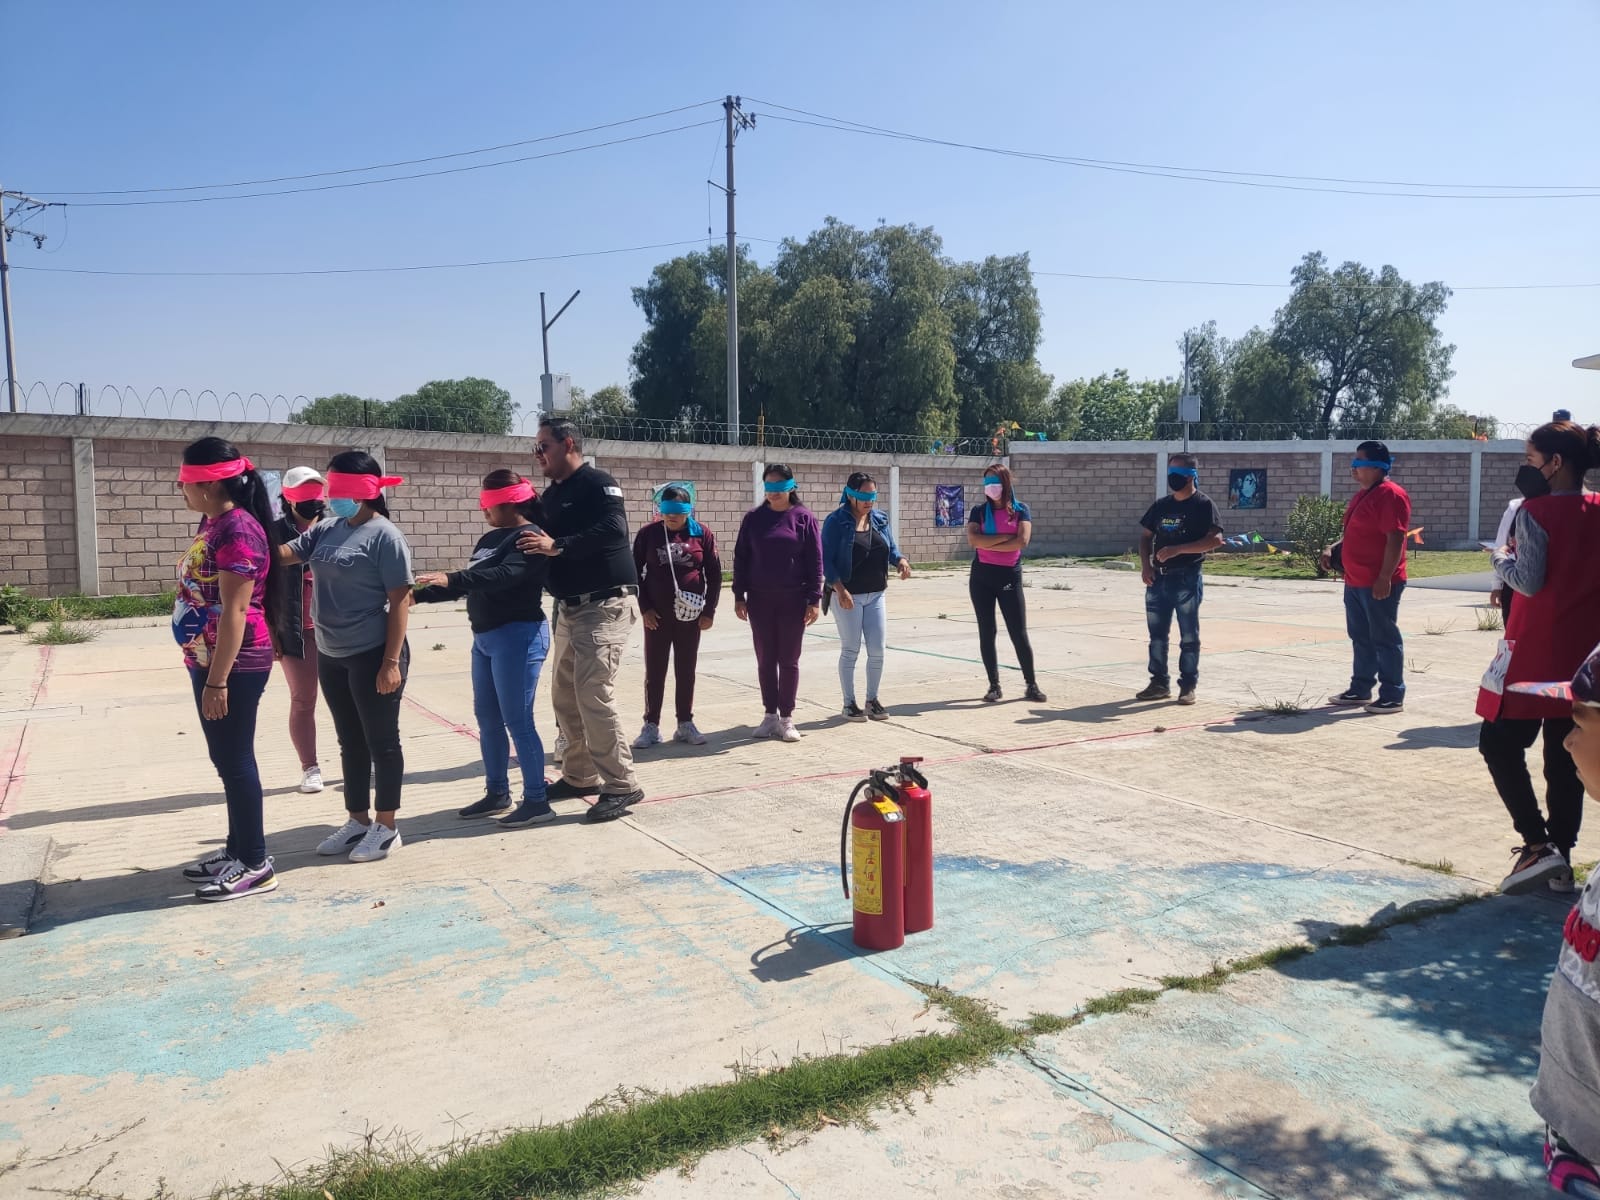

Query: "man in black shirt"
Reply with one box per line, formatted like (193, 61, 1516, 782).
(1136, 452, 1224, 705)
(518, 417, 642, 821)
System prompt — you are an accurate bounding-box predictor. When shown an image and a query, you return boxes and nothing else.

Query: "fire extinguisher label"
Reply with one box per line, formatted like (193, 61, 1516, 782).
(852, 827, 883, 915)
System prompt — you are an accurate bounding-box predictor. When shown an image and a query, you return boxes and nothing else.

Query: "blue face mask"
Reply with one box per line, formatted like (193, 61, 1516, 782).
(329, 498, 360, 519)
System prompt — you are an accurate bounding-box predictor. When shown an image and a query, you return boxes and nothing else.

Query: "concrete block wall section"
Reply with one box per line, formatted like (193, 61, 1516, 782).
(0, 435, 78, 593)
(0, 414, 1543, 595)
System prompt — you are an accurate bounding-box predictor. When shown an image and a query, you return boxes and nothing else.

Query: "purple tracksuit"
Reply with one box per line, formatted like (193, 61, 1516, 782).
(732, 503, 823, 717)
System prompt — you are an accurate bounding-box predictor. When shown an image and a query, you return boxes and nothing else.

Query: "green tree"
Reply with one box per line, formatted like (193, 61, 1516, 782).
(946, 253, 1053, 437)
(1273, 251, 1455, 435)
(568, 384, 635, 420)
(1054, 370, 1175, 440)
(293, 392, 391, 428)
(388, 378, 515, 435)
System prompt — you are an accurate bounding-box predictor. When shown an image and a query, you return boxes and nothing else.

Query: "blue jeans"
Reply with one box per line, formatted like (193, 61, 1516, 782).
(470, 620, 551, 804)
(189, 667, 271, 866)
(1344, 583, 1406, 703)
(833, 589, 887, 706)
(1146, 568, 1203, 690)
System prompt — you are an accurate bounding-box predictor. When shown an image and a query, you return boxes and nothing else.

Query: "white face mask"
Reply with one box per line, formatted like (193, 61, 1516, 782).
(984, 483, 1005, 501)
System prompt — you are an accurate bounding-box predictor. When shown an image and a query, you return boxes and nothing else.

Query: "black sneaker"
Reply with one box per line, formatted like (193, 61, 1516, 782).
(1024, 684, 1048, 703)
(1502, 844, 1567, 895)
(546, 778, 602, 802)
(842, 703, 867, 723)
(459, 791, 512, 819)
(1329, 691, 1371, 707)
(865, 699, 890, 721)
(1136, 682, 1172, 701)
(982, 685, 1003, 703)
(1364, 698, 1404, 715)
(499, 800, 556, 828)
(585, 789, 643, 823)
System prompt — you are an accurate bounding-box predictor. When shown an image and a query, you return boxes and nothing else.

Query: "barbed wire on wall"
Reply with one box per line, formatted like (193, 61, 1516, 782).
(2, 381, 1535, 450)
(1149, 420, 1537, 441)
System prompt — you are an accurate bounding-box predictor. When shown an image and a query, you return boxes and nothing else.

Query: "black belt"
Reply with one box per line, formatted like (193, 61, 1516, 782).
(559, 585, 638, 607)
(1155, 560, 1202, 575)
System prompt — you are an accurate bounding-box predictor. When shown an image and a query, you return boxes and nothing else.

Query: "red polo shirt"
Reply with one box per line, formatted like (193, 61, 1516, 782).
(1342, 479, 1410, 588)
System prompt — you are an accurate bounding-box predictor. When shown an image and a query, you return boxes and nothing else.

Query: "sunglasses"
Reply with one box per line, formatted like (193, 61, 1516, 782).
(534, 441, 558, 457)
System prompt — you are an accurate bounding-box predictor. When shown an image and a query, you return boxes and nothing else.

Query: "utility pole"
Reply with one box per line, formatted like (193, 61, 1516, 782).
(0, 186, 55, 413)
(720, 96, 755, 446)
(539, 288, 580, 415)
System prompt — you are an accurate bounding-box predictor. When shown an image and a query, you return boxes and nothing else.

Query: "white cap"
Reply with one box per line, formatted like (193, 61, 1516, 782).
(282, 466, 325, 490)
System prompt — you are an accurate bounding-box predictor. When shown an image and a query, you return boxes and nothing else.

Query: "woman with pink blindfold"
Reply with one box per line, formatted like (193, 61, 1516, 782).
(278, 450, 415, 865)
(174, 437, 290, 902)
(415, 470, 554, 827)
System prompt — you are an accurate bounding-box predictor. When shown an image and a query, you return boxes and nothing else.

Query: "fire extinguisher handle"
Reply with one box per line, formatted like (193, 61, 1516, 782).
(840, 778, 871, 899)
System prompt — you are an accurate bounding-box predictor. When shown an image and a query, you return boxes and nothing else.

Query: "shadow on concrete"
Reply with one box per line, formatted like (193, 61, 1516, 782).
(29, 810, 598, 931)
(1203, 708, 1373, 737)
(1195, 1114, 1544, 1199)
(749, 921, 859, 983)
(1285, 895, 1559, 1081)
(1383, 723, 1481, 751)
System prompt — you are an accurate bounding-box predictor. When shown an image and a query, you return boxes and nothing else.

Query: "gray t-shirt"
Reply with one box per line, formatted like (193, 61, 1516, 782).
(289, 515, 414, 658)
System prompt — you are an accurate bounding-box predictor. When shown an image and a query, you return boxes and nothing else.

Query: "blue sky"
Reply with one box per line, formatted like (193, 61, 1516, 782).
(6, 0, 1597, 429)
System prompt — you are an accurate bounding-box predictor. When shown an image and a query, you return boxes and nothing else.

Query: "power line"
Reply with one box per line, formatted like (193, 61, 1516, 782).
(16, 238, 1600, 291)
(29, 99, 723, 197)
(11, 237, 713, 277)
(52, 120, 722, 207)
(747, 99, 1600, 200)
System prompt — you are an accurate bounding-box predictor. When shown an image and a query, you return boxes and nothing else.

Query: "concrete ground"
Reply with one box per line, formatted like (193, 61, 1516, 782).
(0, 563, 1574, 1198)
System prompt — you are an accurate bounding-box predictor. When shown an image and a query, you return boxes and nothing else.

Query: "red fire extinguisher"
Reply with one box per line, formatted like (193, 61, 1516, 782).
(898, 757, 935, 934)
(840, 769, 907, 951)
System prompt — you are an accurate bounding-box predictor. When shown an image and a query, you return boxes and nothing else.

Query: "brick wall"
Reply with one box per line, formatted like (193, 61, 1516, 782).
(1021, 452, 1156, 556)
(0, 417, 1532, 594)
(0, 436, 76, 593)
(1388, 452, 1472, 546)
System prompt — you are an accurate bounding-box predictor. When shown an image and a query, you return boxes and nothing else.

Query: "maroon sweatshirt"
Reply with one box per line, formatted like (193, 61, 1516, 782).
(632, 520, 722, 622)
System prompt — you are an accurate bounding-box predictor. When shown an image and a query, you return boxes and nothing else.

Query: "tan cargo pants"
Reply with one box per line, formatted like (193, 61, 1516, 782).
(549, 596, 638, 794)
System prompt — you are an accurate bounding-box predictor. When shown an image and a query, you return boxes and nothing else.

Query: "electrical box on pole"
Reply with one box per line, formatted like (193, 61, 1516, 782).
(540, 373, 572, 414)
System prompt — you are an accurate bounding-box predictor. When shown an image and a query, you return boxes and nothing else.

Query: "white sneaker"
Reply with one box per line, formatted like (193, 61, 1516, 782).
(674, 720, 708, 746)
(316, 818, 368, 856)
(632, 722, 662, 750)
(299, 766, 324, 794)
(349, 822, 401, 863)
(553, 731, 567, 764)
(752, 714, 781, 739)
(778, 717, 802, 743)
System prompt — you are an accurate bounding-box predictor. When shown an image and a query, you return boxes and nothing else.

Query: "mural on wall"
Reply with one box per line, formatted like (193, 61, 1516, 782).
(1228, 469, 1266, 510)
(935, 485, 964, 527)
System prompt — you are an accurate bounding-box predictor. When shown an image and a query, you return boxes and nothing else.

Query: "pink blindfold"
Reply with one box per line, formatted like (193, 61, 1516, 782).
(281, 482, 326, 503)
(480, 479, 536, 508)
(178, 457, 253, 483)
(326, 471, 404, 500)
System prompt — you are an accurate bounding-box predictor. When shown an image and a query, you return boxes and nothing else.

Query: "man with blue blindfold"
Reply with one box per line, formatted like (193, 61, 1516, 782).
(1136, 452, 1224, 704)
(1324, 440, 1410, 714)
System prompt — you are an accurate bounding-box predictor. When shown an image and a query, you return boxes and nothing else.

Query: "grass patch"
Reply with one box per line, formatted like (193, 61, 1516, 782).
(1071, 550, 1491, 583)
(1400, 858, 1457, 876)
(220, 985, 1022, 1200)
(196, 897, 1493, 1200)
(1423, 617, 1458, 636)
(1246, 684, 1317, 715)
(1476, 605, 1505, 632)
(27, 603, 99, 646)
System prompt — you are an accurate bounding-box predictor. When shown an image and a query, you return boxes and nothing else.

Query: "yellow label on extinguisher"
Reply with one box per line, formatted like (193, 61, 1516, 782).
(852, 827, 883, 916)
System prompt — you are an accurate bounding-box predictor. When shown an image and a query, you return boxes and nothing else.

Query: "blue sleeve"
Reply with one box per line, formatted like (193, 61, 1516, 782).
(877, 509, 905, 565)
(1014, 500, 1032, 523)
(822, 508, 851, 586)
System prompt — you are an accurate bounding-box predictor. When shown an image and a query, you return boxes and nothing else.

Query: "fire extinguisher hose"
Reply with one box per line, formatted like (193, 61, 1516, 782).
(839, 778, 873, 899)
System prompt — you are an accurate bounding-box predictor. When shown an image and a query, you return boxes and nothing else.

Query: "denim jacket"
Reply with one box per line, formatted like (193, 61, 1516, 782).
(822, 505, 904, 588)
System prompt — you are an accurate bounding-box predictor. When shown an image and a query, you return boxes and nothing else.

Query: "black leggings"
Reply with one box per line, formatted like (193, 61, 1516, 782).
(969, 562, 1036, 688)
(318, 641, 409, 814)
(1479, 716, 1583, 857)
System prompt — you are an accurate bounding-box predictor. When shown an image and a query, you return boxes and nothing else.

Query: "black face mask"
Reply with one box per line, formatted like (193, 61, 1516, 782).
(293, 499, 326, 521)
(1515, 464, 1552, 500)
(1167, 473, 1193, 492)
